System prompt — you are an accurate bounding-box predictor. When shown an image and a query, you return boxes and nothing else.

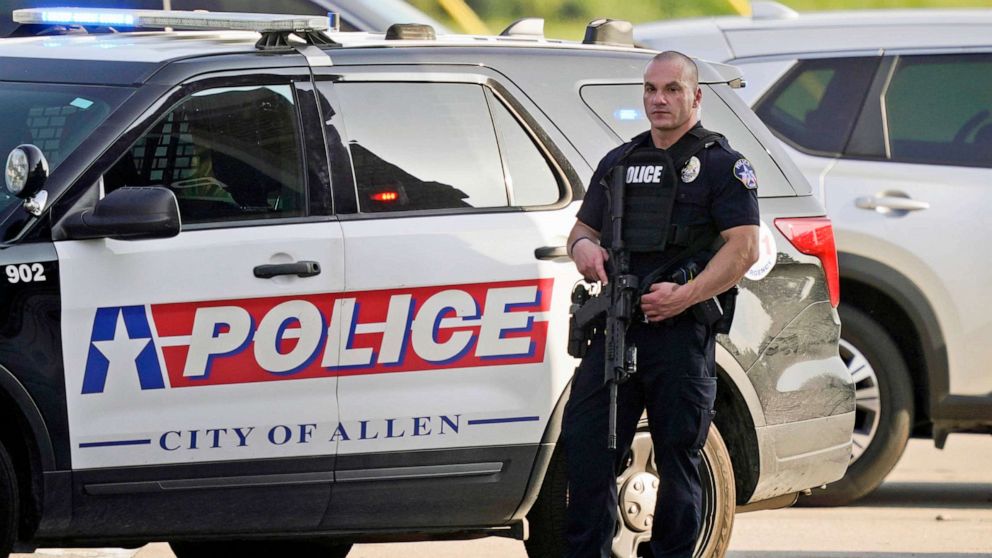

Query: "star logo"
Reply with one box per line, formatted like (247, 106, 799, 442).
(81, 306, 165, 394)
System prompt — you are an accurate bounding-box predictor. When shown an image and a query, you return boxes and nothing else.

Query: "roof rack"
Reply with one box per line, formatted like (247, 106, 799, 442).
(582, 19, 634, 47)
(11, 7, 340, 50)
(500, 18, 544, 39)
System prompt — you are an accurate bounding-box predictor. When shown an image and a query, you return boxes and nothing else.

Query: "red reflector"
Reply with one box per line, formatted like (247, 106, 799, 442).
(774, 217, 840, 307)
(371, 191, 398, 202)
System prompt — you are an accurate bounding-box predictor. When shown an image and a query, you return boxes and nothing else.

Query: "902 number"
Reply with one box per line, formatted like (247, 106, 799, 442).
(5, 263, 46, 284)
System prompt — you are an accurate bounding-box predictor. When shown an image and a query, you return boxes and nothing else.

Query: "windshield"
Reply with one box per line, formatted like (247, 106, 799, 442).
(0, 81, 131, 213)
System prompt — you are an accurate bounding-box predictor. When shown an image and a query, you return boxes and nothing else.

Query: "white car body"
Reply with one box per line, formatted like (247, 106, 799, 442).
(637, 1, 992, 504)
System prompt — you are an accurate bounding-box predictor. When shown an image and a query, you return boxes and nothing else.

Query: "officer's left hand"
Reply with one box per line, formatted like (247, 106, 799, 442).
(640, 282, 693, 322)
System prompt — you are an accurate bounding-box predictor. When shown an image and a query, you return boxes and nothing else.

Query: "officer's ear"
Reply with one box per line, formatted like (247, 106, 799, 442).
(692, 86, 702, 109)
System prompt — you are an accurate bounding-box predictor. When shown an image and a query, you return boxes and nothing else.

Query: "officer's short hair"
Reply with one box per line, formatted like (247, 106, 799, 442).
(649, 51, 699, 89)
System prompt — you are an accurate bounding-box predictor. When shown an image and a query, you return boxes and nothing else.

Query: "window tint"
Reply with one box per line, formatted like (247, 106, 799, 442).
(754, 57, 878, 155)
(579, 83, 799, 197)
(332, 82, 561, 213)
(580, 84, 647, 141)
(104, 85, 304, 225)
(486, 90, 560, 207)
(883, 54, 992, 168)
(336, 82, 507, 212)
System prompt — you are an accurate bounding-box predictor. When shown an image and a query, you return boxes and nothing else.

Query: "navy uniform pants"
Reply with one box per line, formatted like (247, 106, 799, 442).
(563, 314, 717, 558)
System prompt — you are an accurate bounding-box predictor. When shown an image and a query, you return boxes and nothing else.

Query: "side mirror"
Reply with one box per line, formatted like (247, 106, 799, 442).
(5, 144, 48, 198)
(59, 186, 181, 241)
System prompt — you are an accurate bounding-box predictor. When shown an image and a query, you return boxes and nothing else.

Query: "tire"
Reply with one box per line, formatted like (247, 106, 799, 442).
(526, 421, 736, 558)
(0, 441, 17, 558)
(800, 304, 914, 507)
(524, 445, 568, 558)
(170, 539, 352, 558)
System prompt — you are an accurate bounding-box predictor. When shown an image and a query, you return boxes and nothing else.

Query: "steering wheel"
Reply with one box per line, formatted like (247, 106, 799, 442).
(952, 109, 990, 143)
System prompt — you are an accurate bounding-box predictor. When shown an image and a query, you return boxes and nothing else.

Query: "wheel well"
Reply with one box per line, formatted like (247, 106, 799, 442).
(841, 277, 931, 434)
(713, 368, 759, 505)
(0, 390, 43, 541)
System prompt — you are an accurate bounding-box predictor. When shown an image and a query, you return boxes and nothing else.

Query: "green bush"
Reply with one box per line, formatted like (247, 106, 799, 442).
(408, 0, 992, 37)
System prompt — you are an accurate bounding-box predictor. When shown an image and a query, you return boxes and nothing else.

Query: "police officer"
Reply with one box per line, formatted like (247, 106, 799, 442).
(563, 51, 760, 558)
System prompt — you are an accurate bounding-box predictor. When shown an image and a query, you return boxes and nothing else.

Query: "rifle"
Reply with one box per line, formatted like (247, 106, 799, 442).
(568, 166, 639, 450)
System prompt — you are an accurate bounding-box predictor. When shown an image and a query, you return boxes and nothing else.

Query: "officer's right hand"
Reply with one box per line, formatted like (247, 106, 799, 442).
(572, 239, 609, 285)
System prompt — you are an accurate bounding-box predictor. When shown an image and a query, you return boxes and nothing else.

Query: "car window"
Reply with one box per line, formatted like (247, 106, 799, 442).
(883, 53, 992, 168)
(754, 57, 878, 156)
(336, 82, 504, 212)
(485, 89, 561, 207)
(104, 84, 305, 225)
(579, 83, 800, 197)
(334, 81, 559, 213)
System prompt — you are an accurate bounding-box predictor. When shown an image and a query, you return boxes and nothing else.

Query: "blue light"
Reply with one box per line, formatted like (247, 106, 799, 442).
(41, 10, 135, 27)
(614, 109, 643, 121)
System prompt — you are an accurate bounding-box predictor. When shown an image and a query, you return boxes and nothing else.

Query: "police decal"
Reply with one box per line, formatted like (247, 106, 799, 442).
(79, 279, 553, 392)
(626, 165, 664, 184)
(733, 158, 758, 190)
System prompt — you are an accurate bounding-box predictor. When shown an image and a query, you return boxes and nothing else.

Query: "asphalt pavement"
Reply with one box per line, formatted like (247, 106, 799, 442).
(17, 434, 992, 558)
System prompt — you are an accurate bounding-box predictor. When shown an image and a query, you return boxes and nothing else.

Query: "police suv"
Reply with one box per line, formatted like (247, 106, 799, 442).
(0, 8, 852, 558)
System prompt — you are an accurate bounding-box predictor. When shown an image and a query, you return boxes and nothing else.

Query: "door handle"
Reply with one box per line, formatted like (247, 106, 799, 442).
(253, 261, 321, 279)
(855, 196, 930, 212)
(535, 245, 568, 260)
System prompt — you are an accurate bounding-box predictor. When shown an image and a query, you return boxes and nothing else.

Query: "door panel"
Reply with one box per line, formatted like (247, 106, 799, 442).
(321, 75, 579, 461)
(57, 80, 347, 472)
(59, 224, 346, 469)
(827, 53, 992, 397)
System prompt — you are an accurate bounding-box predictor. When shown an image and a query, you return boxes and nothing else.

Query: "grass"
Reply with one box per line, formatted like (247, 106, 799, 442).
(409, 0, 992, 39)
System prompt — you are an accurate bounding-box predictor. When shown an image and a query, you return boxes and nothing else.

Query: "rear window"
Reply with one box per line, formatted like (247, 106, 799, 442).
(882, 53, 992, 168)
(580, 83, 800, 198)
(332, 81, 562, 213)
(754, 57, 878, 156)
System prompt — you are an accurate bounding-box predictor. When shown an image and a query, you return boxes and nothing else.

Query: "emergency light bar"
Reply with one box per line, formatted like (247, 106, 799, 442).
(13, 7, 336, 33)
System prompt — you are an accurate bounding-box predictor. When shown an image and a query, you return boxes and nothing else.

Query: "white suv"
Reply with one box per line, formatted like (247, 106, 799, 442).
(637, 1, 992, 505)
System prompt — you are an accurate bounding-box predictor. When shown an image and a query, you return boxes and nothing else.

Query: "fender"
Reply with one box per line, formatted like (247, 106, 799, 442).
(838, 252, 948, 416)
(0, 364, 66, 537)
(509, 377, 571, 521)
(0, 364, 55, 472)
(715, 343, 765, 428)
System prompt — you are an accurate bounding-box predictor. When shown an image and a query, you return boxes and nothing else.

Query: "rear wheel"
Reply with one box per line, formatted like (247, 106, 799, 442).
(801, 304, 914, 506)
(526, 421, 735, 558)
(0, 441, 17, 558)
(170, 539, 351, 558)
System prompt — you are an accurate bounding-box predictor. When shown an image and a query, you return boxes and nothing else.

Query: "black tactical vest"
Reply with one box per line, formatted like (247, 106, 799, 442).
(620, 147, 679, 252)
(600, 126, 725, 256)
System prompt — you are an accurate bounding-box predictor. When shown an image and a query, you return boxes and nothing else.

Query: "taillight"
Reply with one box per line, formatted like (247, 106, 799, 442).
(371, 191, 399, 202)
(774, 217, 840, 307)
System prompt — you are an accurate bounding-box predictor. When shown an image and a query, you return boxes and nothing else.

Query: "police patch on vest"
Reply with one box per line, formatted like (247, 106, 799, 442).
(626, 165, 665, 184)
(681, 156, 700, 183)
(733, 159, 757, 190)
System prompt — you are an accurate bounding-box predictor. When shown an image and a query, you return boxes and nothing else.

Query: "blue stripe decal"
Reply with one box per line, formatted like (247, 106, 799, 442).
(468, 416, 540, 426)
(79, 439, 152, 448)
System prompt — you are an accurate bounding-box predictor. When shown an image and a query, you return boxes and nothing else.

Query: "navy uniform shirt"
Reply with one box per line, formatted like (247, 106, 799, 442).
(576, 123, 760, 279)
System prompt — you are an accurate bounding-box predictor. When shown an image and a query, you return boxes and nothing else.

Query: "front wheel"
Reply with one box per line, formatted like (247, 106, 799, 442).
(0, 441, 17, 558)
(526, 421, 736, 558)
